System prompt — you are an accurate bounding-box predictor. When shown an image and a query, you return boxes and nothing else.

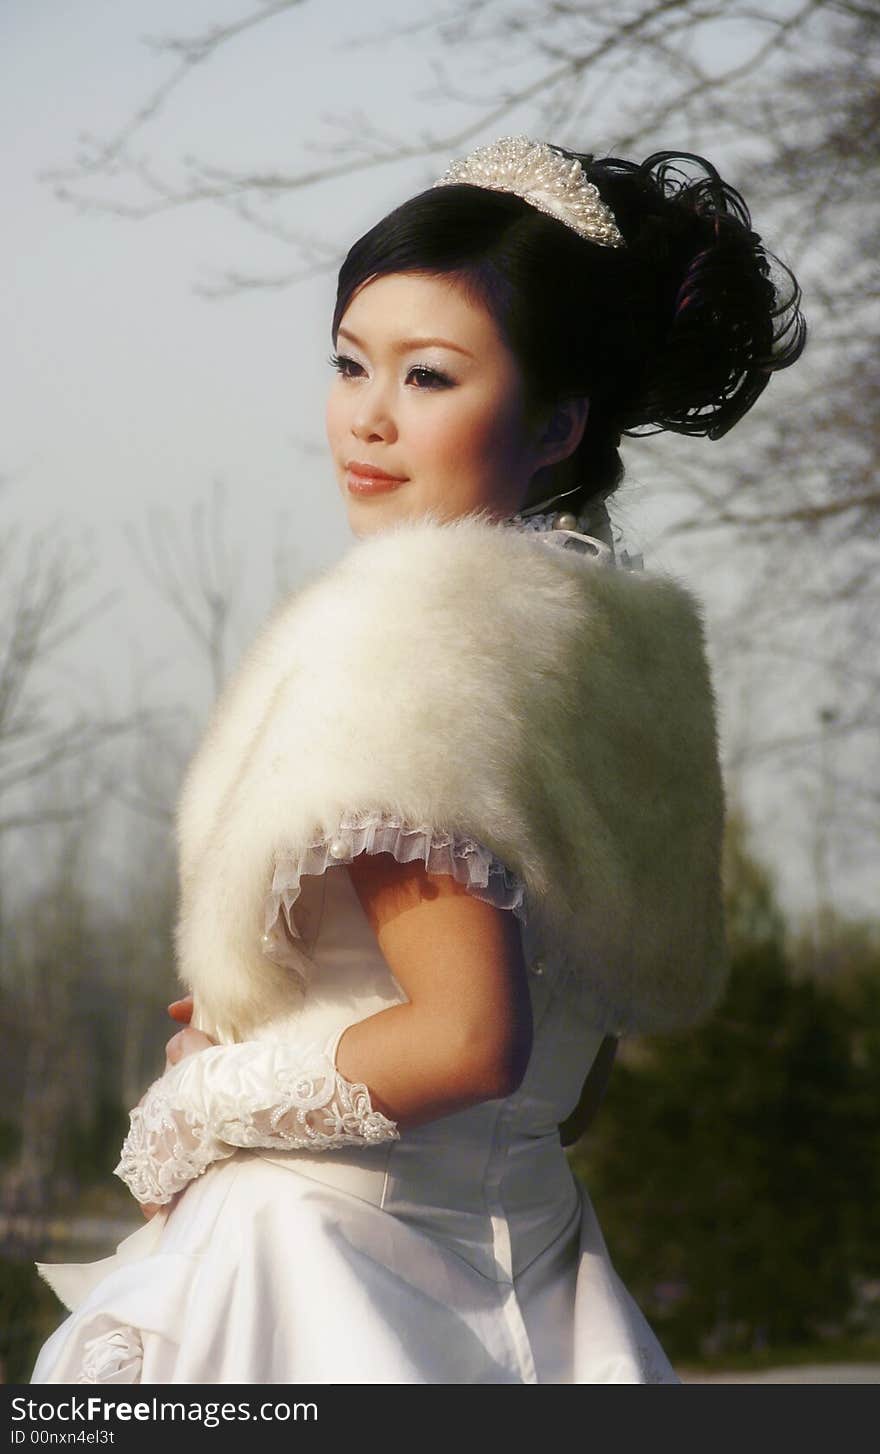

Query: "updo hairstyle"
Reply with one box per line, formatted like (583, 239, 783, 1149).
(331, 148, 806, 516)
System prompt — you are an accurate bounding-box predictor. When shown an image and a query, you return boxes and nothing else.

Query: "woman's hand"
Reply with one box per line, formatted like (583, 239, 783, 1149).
(167, 995, 194, 1025)
(165, 993, 216, 1066)
(138, 995, 216, 1221)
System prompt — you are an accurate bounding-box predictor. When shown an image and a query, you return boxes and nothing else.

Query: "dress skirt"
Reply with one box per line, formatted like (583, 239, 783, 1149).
(32, 1142, 676, 1385)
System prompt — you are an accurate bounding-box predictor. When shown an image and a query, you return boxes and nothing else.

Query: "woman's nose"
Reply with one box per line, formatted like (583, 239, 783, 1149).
(351, 382, 397, 442)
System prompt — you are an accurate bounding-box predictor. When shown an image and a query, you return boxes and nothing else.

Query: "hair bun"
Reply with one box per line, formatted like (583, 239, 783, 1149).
(587, 151, 807, 440)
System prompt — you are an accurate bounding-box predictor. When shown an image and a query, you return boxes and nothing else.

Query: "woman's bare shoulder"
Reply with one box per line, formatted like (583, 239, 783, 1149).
(346, 850, 478, 929)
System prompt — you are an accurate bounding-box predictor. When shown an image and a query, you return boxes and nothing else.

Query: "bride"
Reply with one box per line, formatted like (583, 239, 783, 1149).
(31, 136, 804, 1385)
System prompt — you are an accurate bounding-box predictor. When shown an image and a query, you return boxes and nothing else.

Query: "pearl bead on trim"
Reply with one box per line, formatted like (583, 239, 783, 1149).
(552, 512, 579, 531)
(328, 837, 349, 860)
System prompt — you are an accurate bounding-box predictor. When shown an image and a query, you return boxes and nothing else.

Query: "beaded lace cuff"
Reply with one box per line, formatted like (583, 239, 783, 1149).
(114, 1030, 399, 1207)
(262, 809, 527, 966)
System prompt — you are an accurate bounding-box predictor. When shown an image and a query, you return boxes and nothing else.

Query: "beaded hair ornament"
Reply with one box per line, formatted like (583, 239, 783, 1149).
(431, 135, 626, 250)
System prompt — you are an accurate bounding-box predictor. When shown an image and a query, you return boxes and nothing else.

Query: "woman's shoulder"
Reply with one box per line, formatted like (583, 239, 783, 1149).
(179, 513, 723, 1043)
(262, 809, 527, 972)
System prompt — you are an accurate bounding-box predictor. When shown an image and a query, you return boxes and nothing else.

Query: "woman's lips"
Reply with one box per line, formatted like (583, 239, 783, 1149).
(346, 467, 408, 496)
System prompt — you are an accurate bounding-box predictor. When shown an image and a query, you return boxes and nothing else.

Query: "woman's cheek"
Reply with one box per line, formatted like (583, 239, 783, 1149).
(430, 398, 491, 465)
(324, 391, 345, 452)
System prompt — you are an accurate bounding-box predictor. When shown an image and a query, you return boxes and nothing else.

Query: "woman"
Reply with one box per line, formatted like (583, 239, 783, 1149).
(31, 136, 805, 1384)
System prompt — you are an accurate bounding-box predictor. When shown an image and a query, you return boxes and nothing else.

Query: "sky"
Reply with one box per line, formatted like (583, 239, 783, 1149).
(2, 0, 873, 924)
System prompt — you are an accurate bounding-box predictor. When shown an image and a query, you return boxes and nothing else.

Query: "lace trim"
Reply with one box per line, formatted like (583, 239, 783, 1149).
(114, 1033, 399, 1206)
(114, 1086, 237, 1207)
(262, 809, 527, 966)
(504, 506, 644, 571)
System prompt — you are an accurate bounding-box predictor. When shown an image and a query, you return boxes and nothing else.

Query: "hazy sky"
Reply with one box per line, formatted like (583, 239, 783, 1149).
(4, 2, 421, 601)
(3, 1, 871, 922)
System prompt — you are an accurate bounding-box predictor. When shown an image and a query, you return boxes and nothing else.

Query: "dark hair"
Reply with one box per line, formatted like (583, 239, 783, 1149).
(331, 147, 806, 514)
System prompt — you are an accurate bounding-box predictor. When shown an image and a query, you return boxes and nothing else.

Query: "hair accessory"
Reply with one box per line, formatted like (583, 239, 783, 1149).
(432, 136, 625, 249)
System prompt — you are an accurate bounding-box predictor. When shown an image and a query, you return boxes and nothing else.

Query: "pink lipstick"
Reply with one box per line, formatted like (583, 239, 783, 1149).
(346, 461, 408, 496)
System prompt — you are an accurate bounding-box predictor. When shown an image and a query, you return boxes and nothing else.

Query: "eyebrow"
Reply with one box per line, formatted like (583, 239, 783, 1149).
(336, 326, 474, 359)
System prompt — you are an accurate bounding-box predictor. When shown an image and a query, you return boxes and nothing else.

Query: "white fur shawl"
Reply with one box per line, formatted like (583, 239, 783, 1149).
(175, 510, 728, 1043)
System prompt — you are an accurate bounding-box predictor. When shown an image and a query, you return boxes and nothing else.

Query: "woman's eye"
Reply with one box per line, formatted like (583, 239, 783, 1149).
(407, 365, 453, 389)
(328, 351, 362, 378)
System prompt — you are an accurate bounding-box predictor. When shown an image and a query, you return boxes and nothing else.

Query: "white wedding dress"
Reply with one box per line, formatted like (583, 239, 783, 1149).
(31, 514, 676, 1385)
(31, 831, 676, 1385)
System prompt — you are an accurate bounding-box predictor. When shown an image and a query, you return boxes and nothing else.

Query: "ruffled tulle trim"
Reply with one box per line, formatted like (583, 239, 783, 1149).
(262, 809, 527, 966)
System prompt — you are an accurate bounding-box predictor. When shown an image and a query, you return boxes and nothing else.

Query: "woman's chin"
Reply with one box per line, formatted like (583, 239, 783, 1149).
(349, 506, 402, 538)
(347, 492, 425, 536)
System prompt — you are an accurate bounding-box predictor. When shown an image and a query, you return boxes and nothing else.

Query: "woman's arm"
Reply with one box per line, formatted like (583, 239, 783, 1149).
(123, 853, 533, 1213)
(338, 853, 534, 1128)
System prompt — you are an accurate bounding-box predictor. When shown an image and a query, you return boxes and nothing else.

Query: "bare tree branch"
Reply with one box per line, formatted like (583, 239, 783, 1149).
(0, 517, 139, 838)
(125, 479, 242, 698)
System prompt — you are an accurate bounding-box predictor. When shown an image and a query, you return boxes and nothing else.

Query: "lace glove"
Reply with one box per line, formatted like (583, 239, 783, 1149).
(114, 1026, 400, 1207)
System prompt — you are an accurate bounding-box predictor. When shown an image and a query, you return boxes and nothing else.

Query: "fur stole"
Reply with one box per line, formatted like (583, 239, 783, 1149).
(175, 510, 728, 1043)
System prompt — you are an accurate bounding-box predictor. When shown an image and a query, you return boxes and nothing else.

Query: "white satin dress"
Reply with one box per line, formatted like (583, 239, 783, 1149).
(31, 837, 677, 1385)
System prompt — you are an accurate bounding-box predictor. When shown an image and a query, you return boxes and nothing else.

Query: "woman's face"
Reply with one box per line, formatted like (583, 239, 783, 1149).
(325, 271, 569, 538)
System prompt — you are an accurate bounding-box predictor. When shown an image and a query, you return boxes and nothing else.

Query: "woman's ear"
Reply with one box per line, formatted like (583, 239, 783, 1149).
(535, 396, 590, 470)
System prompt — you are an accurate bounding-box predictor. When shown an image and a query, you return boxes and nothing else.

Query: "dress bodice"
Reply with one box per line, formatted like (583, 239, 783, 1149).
(253, 862, 605, 1281)
(258, 859, 603, 1130)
